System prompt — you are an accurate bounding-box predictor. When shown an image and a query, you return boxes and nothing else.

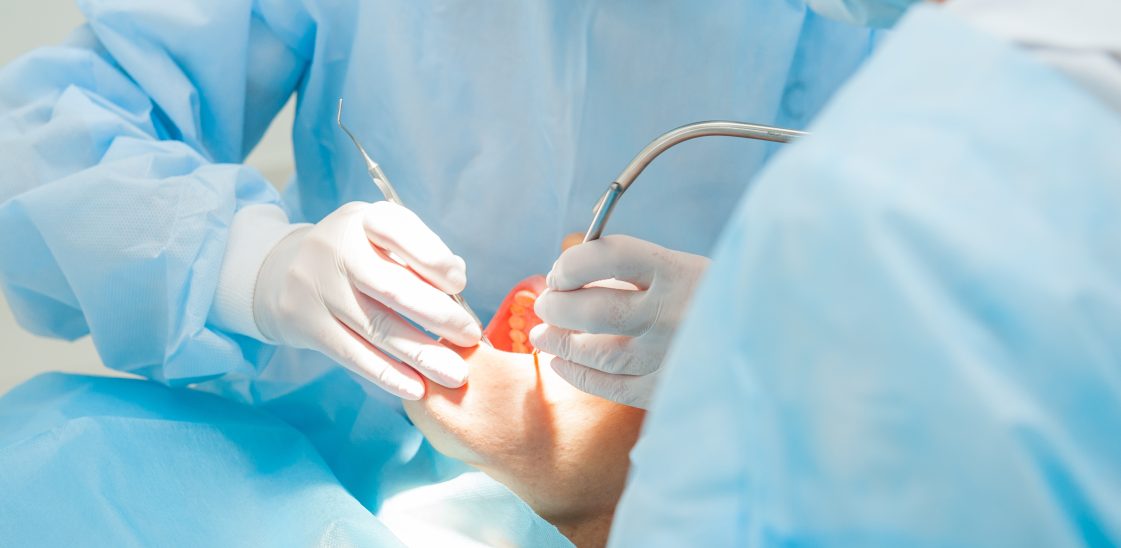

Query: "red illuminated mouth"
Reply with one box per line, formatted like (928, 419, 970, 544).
(484, 275, 546, 354)
(483, 232, 584, 354)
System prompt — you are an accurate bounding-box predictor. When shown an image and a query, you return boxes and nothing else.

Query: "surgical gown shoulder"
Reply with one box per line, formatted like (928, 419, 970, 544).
(611, 6, 1121, 547)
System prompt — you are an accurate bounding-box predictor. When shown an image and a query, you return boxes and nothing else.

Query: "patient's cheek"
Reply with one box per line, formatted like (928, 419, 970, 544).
(408, 236, 603, 462)
(405, 277, 556, 463)
(402, 344, 546, 467)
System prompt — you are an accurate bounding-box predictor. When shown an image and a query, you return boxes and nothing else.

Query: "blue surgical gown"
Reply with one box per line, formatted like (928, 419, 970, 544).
(0, 373, 406, 546)
(0, 0, 876, 545)
(612, 5, 1121, 546)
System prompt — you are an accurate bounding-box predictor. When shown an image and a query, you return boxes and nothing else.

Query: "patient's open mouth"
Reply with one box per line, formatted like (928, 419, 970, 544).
(485, 275, 546, 354)
(484, 233, 584, 354)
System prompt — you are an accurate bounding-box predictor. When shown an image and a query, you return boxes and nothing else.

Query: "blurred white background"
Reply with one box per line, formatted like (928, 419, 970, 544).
(0, 1, 295, 393)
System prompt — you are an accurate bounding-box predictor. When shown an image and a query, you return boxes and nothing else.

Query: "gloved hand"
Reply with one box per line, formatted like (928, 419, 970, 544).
(529, 235, 709, 409)
(253, 201, 482, 400)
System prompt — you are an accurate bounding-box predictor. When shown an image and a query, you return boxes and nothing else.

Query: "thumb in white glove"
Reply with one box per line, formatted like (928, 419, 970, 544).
(529, 234, 709, 409)
(254, 201, 482, 400)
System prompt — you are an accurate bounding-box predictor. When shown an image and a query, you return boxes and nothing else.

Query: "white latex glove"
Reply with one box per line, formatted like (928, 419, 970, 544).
(253, 201, 482, 400)
(529, 235, 709, 409)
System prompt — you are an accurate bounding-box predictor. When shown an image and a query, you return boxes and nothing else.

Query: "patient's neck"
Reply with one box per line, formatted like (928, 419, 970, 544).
(554, 510, 614, 548)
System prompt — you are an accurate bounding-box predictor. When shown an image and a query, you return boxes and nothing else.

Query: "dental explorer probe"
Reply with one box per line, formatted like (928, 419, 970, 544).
(583, 121, 807, 243)
(337, 99, 492, 347)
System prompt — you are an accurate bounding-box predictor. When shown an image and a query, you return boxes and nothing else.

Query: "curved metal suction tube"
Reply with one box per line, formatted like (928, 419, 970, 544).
(583, 121, 807, 243)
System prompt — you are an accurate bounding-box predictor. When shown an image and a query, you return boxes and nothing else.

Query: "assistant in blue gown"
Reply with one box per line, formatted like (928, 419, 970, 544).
(611, 5, 1121, 546)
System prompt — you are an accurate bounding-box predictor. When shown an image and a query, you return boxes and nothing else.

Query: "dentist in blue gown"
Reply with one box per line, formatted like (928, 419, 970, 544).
(595, 0, 1121, 545)
(0, 0, 875, 545)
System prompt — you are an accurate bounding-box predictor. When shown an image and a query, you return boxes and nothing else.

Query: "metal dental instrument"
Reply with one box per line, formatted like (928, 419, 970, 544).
(583, 121, 807, 243)
(337, 99, 492, 346)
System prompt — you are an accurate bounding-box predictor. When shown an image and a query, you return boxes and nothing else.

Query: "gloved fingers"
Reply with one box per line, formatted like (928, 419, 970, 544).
(585, 278, 640, 291)
(533, 285, 650, 336)
(361, 201, 468, 294)
(331, 292, 469, 388)
(319, 319, 426, 400)
(345, 243, 482, 347)
(547, 234, 662, 291)
(529, 324, 660, 376)
(547, 355, 653, 409)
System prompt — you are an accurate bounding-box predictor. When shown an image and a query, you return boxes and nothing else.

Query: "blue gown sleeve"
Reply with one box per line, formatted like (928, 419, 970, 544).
(0, 0, 315, 384)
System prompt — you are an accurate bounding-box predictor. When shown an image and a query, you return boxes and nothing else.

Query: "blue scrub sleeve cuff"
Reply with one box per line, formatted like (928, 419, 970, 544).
(209, 204, 308, 341)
